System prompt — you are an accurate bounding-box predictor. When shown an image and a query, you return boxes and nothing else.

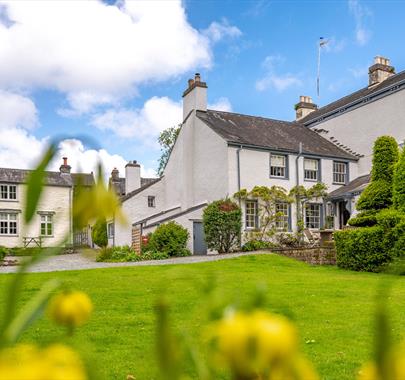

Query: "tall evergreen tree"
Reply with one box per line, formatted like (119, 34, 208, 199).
(393, 147, 405, 212)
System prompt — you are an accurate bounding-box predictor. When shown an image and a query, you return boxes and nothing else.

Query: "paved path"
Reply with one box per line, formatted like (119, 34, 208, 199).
(0, 251, 271, 274)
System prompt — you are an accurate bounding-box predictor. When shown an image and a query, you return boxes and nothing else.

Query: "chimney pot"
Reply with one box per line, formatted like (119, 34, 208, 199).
(369, 56, 395, 87)
(195, 73, 201, 82)
(59, 156, 71, 174)
(295, 95, 317, 121)
(63, 157, 68, 166)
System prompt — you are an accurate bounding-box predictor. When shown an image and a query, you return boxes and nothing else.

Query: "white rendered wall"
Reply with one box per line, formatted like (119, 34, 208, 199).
(0, 184, 72, 248)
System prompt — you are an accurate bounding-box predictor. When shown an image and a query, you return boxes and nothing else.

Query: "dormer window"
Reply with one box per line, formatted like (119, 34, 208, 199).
(0, 184, 17, 200)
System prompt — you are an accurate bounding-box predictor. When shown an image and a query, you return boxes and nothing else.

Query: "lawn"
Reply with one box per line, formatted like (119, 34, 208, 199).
(0, 254, 404, 379)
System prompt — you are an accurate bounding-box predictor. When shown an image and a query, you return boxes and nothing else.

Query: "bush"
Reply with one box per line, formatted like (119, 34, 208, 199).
(391, 221, 405, 257)
(203, 199, 242, 253)
(241, 240, 275, 252)
(347, 210, 378, 227)
(275, 232, 300, 248)
(148, 222, 190, 257)
(334, 226, 392, 272)
(92, 219, 108, 248)
(0, 247, 7, 261)
(96, 245, 170, 262)
(356, 180, 393, 211)
(376, 208, 405, 230)
(393, 147, 405, 212)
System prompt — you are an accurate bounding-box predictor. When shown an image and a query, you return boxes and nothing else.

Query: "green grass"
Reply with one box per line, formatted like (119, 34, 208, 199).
(0, 254, 404, 379)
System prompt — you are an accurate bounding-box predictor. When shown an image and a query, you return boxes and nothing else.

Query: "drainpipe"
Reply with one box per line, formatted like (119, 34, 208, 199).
(236, 145, 242, 207)
(295, 142, 303, 233)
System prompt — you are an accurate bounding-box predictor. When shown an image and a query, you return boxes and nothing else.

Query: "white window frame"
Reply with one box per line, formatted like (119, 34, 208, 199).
(245, 200, 258, 229)
(270, 154, 287, 178)
(0, 184, 17, 201)
(147, 196, 156, 208)
(0, 212, 18, 235)
(275, 202, 289, 231)
(333, 161, 347, 184)
(305, 203, 322, 229)
(107, 222, 114, 238)
(304, 158, 319, 181)
(40, 214, 53, 237)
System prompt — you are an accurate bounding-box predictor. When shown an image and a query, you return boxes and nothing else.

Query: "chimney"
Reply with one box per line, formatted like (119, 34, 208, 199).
(182, 72, 207, 120)
(369, 56, 395, 87)
(59, 157, 71, 174)
(294, 96, 318, 121)
(111, 167, 119, 181)
(125, 160, 141, 194)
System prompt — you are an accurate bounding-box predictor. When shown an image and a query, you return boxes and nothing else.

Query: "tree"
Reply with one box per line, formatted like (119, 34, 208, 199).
(393, 147, 405, 212)
(157, 124, 181, 177)
(357, 136, 399, 211)
(203, 199, 242, 253)
(91, 218, 108, 248)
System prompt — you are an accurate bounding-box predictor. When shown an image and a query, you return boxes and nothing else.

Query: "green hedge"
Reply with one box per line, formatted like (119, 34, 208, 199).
(92, 219, 108, 248)
(347, 210, 378, 227)
(393, 147, 405, 212)
(334, 227, 392, 272)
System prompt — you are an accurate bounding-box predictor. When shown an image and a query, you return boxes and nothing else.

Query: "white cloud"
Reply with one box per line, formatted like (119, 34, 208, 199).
(348, 0, 372, 46)
(0, 91, 38, 129)
(0, 0, 233, 114)
(203, 19, 242, 42)
(349, 65, 369, 78)
(208, 97, 232, 112)
(255, 55, 302, 92)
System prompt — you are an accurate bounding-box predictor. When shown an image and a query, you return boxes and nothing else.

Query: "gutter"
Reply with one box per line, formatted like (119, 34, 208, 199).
(236, 146, 242, 206)
(295, 142, 303, 229)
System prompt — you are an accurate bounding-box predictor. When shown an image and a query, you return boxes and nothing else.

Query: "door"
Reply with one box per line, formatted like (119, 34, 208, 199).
(193, 221, 207, 255)
(338, 200, 351, 229)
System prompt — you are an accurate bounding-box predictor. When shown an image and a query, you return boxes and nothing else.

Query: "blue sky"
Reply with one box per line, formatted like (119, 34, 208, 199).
(0, 0, 404, 178)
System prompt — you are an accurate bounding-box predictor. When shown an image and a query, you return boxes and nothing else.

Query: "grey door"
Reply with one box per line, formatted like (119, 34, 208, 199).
(193, 221, 207, 255)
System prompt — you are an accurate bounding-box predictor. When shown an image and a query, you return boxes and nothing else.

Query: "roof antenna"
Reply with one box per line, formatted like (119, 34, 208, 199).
(317, 37, 329, 101)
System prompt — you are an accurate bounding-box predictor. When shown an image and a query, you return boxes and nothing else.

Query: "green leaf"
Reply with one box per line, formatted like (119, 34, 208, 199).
(24, 144, 57, 223)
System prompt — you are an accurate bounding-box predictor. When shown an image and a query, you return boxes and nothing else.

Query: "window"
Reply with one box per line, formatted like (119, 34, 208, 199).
(275, 203, 289, 231)
(107, 222, 114, 238)
(148, 196, 156, 208)
(40, 214, 53, 236)
(304, 158, 319, 181)
(305, 204, 322, 229)
(270, 154, 287, 178)
(0, 213, 18, 235)
(0, 184, 17, 200)
(333, 161, 347, 184)
(245, 200, 258, 229)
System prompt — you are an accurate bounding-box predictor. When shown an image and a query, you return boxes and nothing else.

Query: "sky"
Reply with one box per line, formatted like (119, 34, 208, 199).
(0, 0, 404, 179)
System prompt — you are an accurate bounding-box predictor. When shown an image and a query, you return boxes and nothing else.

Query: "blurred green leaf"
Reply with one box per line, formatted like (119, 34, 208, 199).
(24, 144, 57, 224)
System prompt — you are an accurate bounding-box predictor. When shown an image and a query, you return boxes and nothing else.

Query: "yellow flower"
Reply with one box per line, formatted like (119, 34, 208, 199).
(48, 291, 93, 329)
(207, 310, 302, 378)
(0, 344, 88, 380)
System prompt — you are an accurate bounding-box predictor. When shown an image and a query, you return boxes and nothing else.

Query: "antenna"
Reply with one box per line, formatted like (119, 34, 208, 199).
(317, 37, 329, 100)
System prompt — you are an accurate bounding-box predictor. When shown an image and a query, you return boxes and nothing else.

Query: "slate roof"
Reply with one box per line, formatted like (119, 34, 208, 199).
(328, 174, 370, 199)
(0, 167, 94, 188)
(300, 70, 405, 125)
(121, 177, 161, 202)
(110, 177, 158, 197)
(197, 110, 357, 160)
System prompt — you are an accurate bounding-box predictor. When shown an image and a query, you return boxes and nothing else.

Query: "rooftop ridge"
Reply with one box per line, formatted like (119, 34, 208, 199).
(205, 109, 295, 125)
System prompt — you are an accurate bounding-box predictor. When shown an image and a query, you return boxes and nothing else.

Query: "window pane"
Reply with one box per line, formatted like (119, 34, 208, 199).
(333, 162, 347, 184)
(271, 155, 285, 167)
(9, 185, 16, 200)
(270, 155, 286, 178)
(275, 203, 289, 231)
(245, 201, 258, 229)
(1, 185, 7, 199)
(9, 222, 17, 234)
(47, 223, 52, 235)
(305, 204, 321, 229)
(304, 159, 318, 170)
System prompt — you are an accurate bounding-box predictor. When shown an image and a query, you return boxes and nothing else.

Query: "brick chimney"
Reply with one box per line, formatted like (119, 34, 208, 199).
(111, 167, 119, 181)
(182, 73, 207, 120)
(369, 56, 395, 87)
(59, 157, 71, 174)
(125, 160, 141, 193)
(294, 96, 318, 121)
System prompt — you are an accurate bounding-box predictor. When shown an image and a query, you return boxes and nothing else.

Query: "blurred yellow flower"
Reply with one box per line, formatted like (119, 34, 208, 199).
(48, 291, 93, 329)
(0, 344, 87, 380)
(207, 309, 315, 379)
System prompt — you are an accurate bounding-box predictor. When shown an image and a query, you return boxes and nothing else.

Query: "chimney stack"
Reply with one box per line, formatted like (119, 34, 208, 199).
(125, 160, 141, 194)
(294, 96, 318, 121)
(369, 56, 395, 87)
(111, 167, 119, 181)
(59, 157, 71, 174)
(182, 72, 207, 120)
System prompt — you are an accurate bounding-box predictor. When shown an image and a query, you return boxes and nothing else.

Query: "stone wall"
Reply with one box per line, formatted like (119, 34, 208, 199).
(273, 246, 336, 265)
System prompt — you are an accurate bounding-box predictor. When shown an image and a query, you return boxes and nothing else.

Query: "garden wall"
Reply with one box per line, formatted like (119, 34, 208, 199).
(272, 246, 336, 265)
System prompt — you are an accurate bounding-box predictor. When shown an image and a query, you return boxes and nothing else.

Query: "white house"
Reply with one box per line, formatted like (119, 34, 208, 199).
(0, 158, 94, 248)
(111, 73, 359, 254)
(295, 56, 405, 226)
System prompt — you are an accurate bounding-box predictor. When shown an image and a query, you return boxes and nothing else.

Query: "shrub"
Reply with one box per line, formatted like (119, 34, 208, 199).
(96, 245, 170, 262)
(391, 221, 405, 257)
(96, 247, 113, 262)
(148, 222, 190, 257)
(0, 247, 7, 261)
(376, 208, 405, 230)
(241, 240, 275, 252)
(334, 226, 392, 272)
(92, 219, 108, 248)
(347, 210, 378, 227)
(203, 199, 242, 253)
(356, 180, 393, 211)
(275, 232, 300, 248)
(393, 147, 405, 212)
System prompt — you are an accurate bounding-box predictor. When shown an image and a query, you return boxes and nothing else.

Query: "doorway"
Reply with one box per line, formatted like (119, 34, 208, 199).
(193, 221, 207, 255)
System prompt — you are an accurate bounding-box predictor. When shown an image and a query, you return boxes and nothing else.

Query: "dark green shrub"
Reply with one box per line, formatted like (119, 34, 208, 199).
(356, 180, 393, 211)
(92, 219, 108, 248)
(347, 210, 378, 227)
(393, 147, 405, 212)
(96, 247, 113, 262)
(96, 245, 170, 262)
(148, 222, 190, 257)
(376, 208, 405, 230)
(334, 226, 392, 272)
(241, 240, 275, 252)
(203, 199, 242, 253)
(0, 247, 7, 261)
(391, 221, 405, 257)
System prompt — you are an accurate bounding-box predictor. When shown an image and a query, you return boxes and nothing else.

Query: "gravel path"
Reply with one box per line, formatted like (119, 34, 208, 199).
(0, 251, 271, 274)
